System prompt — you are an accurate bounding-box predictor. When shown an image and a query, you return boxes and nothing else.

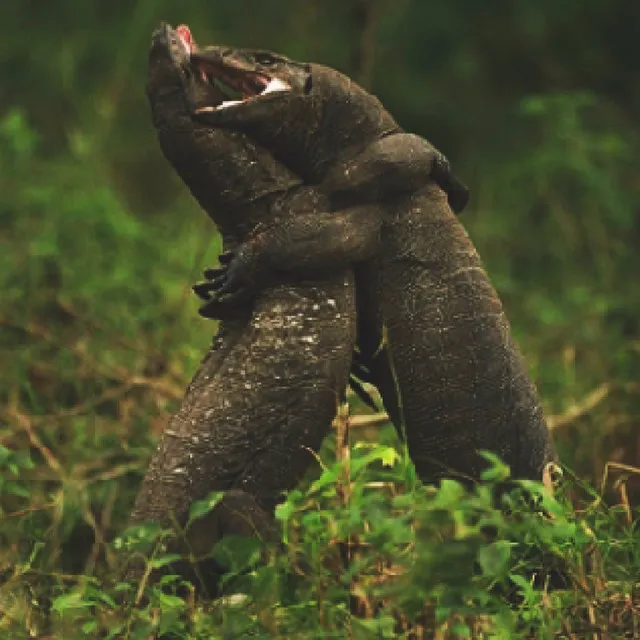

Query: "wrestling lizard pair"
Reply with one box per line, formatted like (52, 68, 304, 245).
(128, 23, 555, 591)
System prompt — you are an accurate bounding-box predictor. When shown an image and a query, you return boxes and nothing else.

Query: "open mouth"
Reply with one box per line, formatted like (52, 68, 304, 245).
(172, 24, 291, 112)
(191, 60, 290, 111)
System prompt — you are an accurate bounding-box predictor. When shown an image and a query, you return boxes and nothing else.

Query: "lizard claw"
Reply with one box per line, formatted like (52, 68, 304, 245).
(192, 281, 216, 300)
(198, 250, 238, 284)
(202, 266, 226, 280)
(193, 272, 233, 298)
(193, 243, 263, 315)
(218, 250, 235, 265)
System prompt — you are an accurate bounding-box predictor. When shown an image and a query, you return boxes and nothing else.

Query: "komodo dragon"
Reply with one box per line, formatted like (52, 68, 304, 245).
(190, 45, 557, 484)
(129, 24, 359, 582)
(130, 24, 461, 588)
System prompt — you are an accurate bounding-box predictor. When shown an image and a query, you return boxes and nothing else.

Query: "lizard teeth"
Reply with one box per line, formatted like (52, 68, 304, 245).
(261, 77, 290, 94)
(217, 100, 244, 110)
(194, 76, 291, 113)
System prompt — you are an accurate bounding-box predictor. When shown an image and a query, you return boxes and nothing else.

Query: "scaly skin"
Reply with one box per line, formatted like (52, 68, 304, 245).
(191, 48, 556, 483)
(128, 25, 359, 591)
(133, 25, 451, 591)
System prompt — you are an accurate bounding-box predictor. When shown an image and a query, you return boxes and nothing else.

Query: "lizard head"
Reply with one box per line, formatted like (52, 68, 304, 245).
(147, 23, 226, 123)
(190, 46, 399, 181)
(145, 24, 302, 234)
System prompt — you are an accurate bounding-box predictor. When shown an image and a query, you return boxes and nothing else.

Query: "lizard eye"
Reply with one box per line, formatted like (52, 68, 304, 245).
(255, 52, 277, 66)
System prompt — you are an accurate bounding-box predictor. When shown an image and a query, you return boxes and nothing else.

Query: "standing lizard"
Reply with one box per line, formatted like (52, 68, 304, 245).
(189, 45, 557, 484)
(129, 24, 358, 589)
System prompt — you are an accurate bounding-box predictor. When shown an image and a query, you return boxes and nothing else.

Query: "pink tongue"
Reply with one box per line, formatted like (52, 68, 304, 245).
(176, 24, 192, 54)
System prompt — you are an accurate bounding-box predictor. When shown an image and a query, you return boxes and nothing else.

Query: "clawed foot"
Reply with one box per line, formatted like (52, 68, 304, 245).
(193, 247, 261, 319)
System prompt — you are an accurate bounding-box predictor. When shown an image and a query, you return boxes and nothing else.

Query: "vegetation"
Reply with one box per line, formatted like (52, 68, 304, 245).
(1, 1, 638, 637)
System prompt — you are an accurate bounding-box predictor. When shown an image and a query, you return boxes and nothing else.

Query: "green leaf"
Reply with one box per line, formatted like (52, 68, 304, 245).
(25, 542, 44, 570)
(478, 451, 511, 482)
(103, 624, 126, 640)
(14, 451, 35, 470)
(451, 622, 471, 638)
(114, 521, 165, 552)
(379, 446, 401, 467)
(435, 606, 452, 623)
(3, 480, 30, 499)
(211, 535, 262, 573)
(349, 445, 400, 476)
(477, 541, 512, 577)
(82, 620, 98, 634)
(275, 498, 296, 524)
(308, 466, 339, 494)
(450, 621, 472, 637)
(509, 573, 535, 600)
(352, 614, 397, 637)
(51, 591, 92, 613)
(0, 444, 10, 466)
(0, 109, 38, 156)
(150, 553, 184, 569)
(433, 478, 466, 508)
(187, 490, 224, 526)
(157, 592, 186, 610)
(158, 574, 186, 588)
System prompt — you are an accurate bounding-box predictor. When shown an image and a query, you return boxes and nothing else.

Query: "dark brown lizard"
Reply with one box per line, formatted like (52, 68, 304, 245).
(189, 45, 557, 484)
(128, 24, 359, 590)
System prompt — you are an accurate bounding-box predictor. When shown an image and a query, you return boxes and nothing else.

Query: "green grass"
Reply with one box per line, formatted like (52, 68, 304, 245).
(1, 99, 639, 639)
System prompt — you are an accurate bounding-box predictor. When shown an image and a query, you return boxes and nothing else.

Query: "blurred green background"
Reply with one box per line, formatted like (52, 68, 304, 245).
(1, 0, 639, 568)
